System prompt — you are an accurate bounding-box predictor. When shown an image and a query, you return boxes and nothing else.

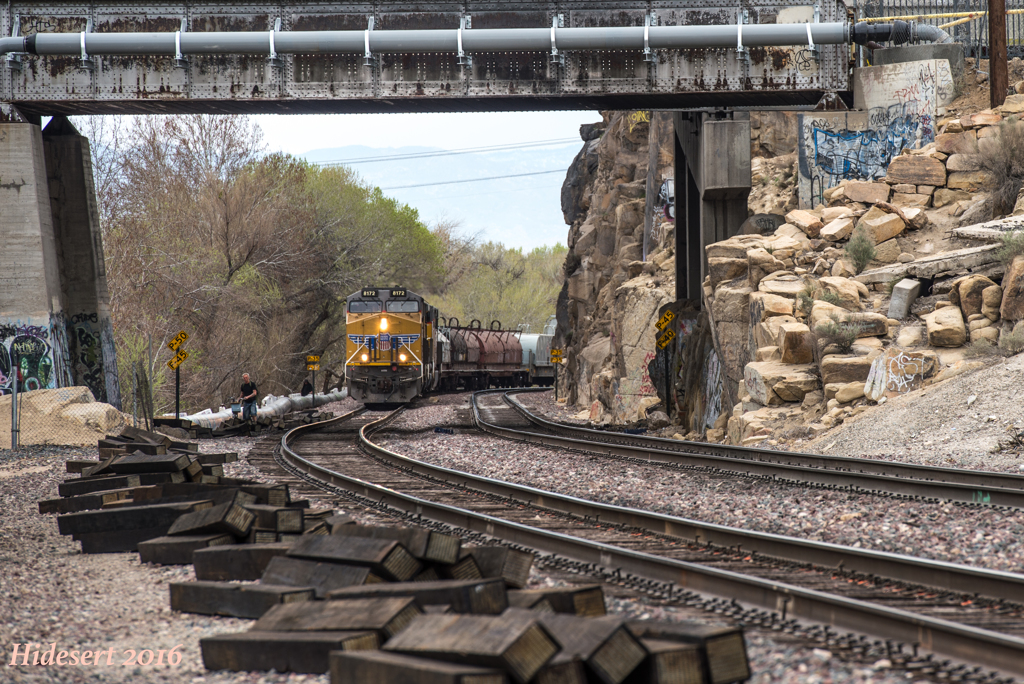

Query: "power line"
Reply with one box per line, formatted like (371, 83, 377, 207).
(418, 182, 560, 201)
(314, 137, 579, 166)
(381, 169, 565, 190)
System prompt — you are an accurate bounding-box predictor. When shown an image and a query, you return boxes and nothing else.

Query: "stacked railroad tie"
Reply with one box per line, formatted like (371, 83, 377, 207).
(38, 424, 337, 554)
(37, 431, 752, 683)
(169, 519, 750, 683)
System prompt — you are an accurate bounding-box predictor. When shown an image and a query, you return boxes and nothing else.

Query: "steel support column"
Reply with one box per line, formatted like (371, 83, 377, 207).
(673, 111, 751, 305)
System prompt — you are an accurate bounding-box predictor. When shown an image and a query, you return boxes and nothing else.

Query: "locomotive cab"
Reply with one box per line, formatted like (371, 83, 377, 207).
(345, 287, 436, 404)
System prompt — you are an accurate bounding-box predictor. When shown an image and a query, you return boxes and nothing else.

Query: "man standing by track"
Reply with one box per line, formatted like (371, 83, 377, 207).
(238, 373, 258, 423)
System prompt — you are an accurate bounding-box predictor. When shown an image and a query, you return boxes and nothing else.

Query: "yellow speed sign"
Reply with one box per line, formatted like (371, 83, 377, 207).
(167, 348, 189, 371)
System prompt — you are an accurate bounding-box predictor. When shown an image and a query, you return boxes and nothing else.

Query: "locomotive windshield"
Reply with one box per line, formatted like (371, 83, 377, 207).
(349, 301, 382, 313)
(385, 301, 420, 313)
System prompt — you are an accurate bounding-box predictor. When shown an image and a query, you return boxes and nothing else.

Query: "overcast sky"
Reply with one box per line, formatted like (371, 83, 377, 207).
(250, 111, 600, 251)
(253, 111, 600, 154)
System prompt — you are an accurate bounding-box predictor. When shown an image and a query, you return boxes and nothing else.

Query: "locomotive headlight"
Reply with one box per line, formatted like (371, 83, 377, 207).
(379, 318, 389, 331)
(399, 353, 407, 362)
(361, 353, 369, 362)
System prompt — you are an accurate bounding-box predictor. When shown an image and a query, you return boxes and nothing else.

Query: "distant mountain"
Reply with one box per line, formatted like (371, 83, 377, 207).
(299, 142, 582, 251)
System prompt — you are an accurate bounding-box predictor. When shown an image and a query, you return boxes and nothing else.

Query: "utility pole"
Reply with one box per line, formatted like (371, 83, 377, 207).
(990, 0, 1008, 108)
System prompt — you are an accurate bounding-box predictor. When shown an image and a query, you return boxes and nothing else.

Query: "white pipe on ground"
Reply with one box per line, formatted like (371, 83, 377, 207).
(181, 388, 347, 429)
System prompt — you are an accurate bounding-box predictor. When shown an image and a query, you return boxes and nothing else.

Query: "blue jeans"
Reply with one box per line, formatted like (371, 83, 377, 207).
(242, 400, 257, 421)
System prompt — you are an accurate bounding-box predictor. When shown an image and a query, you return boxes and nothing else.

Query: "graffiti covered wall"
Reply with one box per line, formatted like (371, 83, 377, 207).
(0, 315, 74, 394)
(67, 312, 119, 404)
(798, 59, 955, 208)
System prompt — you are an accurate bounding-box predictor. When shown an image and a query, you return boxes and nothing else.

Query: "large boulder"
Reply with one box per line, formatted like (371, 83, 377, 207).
(820, 355, 874, 385)
(949, 274, 998, 319)
(885, 155, 946, 186)
(947, 171, 995, 191)
(747, 248, 786, 289)
(754, 314, 799, 351)
(844, 311, 889, 337)
(744, 361, 819, 404)
(709, 257, 748, 288)
(758, 274, 807, 297)
(844, 181, 890, 204)
(749, 292, 795, 321)
(932, 188, 972, 208)
(924, 305, 967, 347)
(817, 277, 864, 311)
(935, 130, 977, 155)
(810, 299, 851, 328)
(945, 154, 980, 172)
(777, 322, 814, 364)
(711, 284, 753, 323)
(861, 213, 906, 244)
(820, 217, 855, 242)
(785, 209, 823, 238)
(864, 347, 939, 400)
(982, 284, 1003, 321)
(1002, 255, 1024, 321)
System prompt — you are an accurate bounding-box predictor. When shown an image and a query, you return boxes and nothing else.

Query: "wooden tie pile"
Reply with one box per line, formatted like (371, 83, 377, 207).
(171, 519, 750, 683)
(37, 425, 752, 683)
(39, 425, 329, 554)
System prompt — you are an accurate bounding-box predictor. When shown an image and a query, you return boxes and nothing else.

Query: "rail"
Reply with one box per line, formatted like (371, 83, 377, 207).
(497, 389, 1024, 508)
(274, 396, 1024, 677)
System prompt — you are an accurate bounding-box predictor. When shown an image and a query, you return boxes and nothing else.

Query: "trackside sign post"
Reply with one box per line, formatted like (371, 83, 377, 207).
(167, 330, 189, 418)
(550, 348, 563, 401)
(307, 355, 320, 404)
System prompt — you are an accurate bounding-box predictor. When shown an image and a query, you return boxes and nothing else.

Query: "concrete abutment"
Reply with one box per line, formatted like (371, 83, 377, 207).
(0, 118, 119, 405)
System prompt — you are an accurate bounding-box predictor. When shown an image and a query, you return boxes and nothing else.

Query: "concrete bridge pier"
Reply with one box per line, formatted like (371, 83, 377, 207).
(0, 117, 119, 405)
(672, 111, 752, 304)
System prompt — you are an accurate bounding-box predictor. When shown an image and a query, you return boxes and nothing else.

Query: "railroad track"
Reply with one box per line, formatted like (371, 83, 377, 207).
(270, 399, 1024, 680)
(494, 389, 1024, 509)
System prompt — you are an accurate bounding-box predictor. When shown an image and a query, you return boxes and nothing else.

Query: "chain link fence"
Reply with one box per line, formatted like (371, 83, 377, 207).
(3, 358, 156, 450)
(859, 0, 1024, 59)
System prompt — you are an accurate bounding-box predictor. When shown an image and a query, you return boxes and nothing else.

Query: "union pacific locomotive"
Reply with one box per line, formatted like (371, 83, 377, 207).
(344, 287, 555, 404)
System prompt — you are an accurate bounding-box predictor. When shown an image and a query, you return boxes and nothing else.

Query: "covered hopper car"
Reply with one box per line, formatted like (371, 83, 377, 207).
(345, 287, 537, 404)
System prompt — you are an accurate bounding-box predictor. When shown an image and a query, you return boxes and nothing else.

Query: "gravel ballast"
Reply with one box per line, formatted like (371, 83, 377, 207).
(0, 415, 990, 684)
(377, 395, 1024, 575)
(805, 353, 1024, 470)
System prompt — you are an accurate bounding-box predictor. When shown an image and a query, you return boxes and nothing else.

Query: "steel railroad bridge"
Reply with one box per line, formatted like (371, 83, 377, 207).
(0, 1, 924, 404)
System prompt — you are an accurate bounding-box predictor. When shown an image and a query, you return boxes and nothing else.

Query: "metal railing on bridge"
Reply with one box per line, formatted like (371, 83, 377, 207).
(860, 0, 1024, 58)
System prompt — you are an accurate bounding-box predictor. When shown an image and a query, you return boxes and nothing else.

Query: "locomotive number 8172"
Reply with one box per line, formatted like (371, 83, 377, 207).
(345, 287, 555, 405)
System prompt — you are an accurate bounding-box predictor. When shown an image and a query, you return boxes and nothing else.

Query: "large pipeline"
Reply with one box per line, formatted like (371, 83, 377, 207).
(180, 388, 347, 430)
(0, 20, 949, 58)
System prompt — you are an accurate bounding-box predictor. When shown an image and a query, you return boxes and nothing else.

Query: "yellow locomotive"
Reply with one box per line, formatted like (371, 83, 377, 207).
(345, 288, 440, 403)
(346, 287, 534, 404)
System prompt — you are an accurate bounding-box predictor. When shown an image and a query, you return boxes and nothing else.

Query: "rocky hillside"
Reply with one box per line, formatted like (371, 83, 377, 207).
(559, 59, 1024, 452)
(712, 93, 1024, 448)
(558, 111, 677, 425)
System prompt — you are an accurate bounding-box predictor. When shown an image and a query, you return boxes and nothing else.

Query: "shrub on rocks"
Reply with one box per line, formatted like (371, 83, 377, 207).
(814, 315, 863, 354)
(844, 226, 876, 274)
(971, 116, 1024, 214)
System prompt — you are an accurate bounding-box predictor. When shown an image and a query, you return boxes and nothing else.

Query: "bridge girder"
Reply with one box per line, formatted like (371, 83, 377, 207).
(1, 1, 850, 116)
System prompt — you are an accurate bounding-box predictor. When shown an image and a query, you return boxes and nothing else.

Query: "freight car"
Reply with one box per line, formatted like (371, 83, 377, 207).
(345, 287, 531, 404)
(519, 315, 557, 387)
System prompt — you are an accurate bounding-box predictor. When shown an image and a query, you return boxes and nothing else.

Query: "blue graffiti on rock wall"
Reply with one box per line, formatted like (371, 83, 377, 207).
(806, 103, 932, 208)
(0, 317, 74, 394)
